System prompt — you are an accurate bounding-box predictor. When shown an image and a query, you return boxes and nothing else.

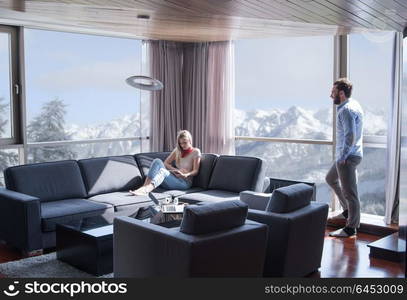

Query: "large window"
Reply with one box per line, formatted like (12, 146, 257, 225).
(0, 27, 148, 185)
(24, 29, 147, 163)
(349, 32, 395, 216)
(349, 33, 393, 136)
(235, 141, 332, 204)
(235, 35, 334, 204)
(235, 33, 395, 216)
(235, 36, 334, 140)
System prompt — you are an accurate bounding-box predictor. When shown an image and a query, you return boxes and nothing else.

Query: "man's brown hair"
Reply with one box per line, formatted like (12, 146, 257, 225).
(334, 78, 353, 98)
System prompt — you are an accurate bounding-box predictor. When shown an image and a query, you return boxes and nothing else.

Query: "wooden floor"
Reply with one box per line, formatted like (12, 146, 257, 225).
(311, 227, 404, 278)
(0, 228, 404, 278)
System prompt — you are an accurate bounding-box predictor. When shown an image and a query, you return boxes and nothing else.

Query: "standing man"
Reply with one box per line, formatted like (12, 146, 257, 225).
(326, 78, 364, 238)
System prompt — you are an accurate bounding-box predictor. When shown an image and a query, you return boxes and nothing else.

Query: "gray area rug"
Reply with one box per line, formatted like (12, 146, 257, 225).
(0, 253, 113, 278)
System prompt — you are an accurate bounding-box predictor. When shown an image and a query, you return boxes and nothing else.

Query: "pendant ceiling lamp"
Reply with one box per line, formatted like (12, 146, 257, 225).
(125, 76, 163, 91)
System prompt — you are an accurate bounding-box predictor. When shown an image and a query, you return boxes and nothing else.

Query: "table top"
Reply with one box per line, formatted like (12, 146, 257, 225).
(56, 215, 113, 238)
(56, 205, 183, 237)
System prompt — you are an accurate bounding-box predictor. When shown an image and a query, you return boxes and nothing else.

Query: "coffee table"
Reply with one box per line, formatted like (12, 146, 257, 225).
(56, 208, 183, 276)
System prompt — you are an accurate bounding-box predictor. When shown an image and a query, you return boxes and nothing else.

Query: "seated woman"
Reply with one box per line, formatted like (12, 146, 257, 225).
(130, 130, 201, 196)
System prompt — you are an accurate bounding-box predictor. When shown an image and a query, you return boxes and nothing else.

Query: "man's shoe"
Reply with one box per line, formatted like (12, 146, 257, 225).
(329, 227, 356, 238)
(329, 213, 346, 221)
(327, 210, 348, 223)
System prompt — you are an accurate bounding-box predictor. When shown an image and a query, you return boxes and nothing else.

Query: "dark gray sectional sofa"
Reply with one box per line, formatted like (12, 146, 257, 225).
(0, 152, 265, 253)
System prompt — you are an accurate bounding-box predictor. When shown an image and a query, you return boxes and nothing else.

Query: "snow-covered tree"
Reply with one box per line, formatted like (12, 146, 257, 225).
(27, 98, 76, 162)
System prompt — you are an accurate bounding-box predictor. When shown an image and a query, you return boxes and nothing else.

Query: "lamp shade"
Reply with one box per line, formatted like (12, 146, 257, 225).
(125, 75, 163, 91)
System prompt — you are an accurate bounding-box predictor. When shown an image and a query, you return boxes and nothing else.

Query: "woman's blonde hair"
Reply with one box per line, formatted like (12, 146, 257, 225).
(175, 130, 193, 165)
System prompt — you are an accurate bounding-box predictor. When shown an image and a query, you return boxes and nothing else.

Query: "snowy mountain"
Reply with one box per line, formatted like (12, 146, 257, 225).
(235, 106, 386, 139)
(66, 113, 149, 140)
(235, 106, 331, 140)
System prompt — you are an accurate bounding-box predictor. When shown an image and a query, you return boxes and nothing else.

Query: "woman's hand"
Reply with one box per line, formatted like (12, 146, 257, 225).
(170, 169, 183, 178)
(171, 169, 189, 179)
(178, 172, 189, 179)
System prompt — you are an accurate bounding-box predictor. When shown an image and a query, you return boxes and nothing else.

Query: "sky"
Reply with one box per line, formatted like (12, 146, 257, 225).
(235, 35, 334, 112)
(24, 28, 142, 125)
(235, 32, 395, 115)
(0, 28, 400, 128)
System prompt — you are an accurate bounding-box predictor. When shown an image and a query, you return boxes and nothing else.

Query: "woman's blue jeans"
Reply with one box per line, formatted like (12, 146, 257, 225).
(147, 158, 191, 190)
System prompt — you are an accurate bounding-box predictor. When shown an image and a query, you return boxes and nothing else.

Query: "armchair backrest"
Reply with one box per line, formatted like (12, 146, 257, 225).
(266, 183, 313, 213)
(264, 177, 316, 201)
(114, 216, 268, 277)
(180, 200, 248, 234)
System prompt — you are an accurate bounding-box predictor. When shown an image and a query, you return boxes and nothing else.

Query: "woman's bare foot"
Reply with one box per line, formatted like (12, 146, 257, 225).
(129, 184, 155, 196)
(129, 187, 147, 196)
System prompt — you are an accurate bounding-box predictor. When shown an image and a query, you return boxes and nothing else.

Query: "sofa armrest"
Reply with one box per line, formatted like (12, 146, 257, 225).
(239, 191, 271, 211)
(113, 216, 192, 277)
(0, 188, 42, 251)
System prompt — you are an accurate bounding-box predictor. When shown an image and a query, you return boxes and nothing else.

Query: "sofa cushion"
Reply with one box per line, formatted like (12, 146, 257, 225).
(180, 200, 248, 235)
(4, 160, 87, 202)
(88, 191, 168, 212)
(191, 154, 218, 189)
(208, 156, 265, 193)
(154, 187, 205, 199)
(78, 155, 143, 197)
(176, 190, 240, 204)
(41, 199, 113, 232)
(266, 183, 313, 213)
(134, 152, 171, 178)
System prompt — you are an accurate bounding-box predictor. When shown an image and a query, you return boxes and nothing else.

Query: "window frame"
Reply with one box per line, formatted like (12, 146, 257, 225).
(0, 25, 22, 146)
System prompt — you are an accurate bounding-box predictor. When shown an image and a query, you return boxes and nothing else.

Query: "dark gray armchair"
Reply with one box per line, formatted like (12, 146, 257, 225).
(240, 183, 329, 277)
(113, 200, 268, 277)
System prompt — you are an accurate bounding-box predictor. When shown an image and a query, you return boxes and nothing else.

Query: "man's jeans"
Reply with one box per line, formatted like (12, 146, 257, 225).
(325, 155, 362, 229)
(147, 158, 191, 190)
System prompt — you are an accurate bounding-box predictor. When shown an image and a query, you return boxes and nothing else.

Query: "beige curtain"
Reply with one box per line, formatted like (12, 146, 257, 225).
(148, 40, 184, 151)
(146, 40, 235, 154)
(183, 43, 209, 151)
(206, 41, 235, 155)
(385, 32, 402, 224)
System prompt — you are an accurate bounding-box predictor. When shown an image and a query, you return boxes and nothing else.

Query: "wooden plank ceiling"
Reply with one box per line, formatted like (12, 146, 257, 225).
(0, 0, 405, 41)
